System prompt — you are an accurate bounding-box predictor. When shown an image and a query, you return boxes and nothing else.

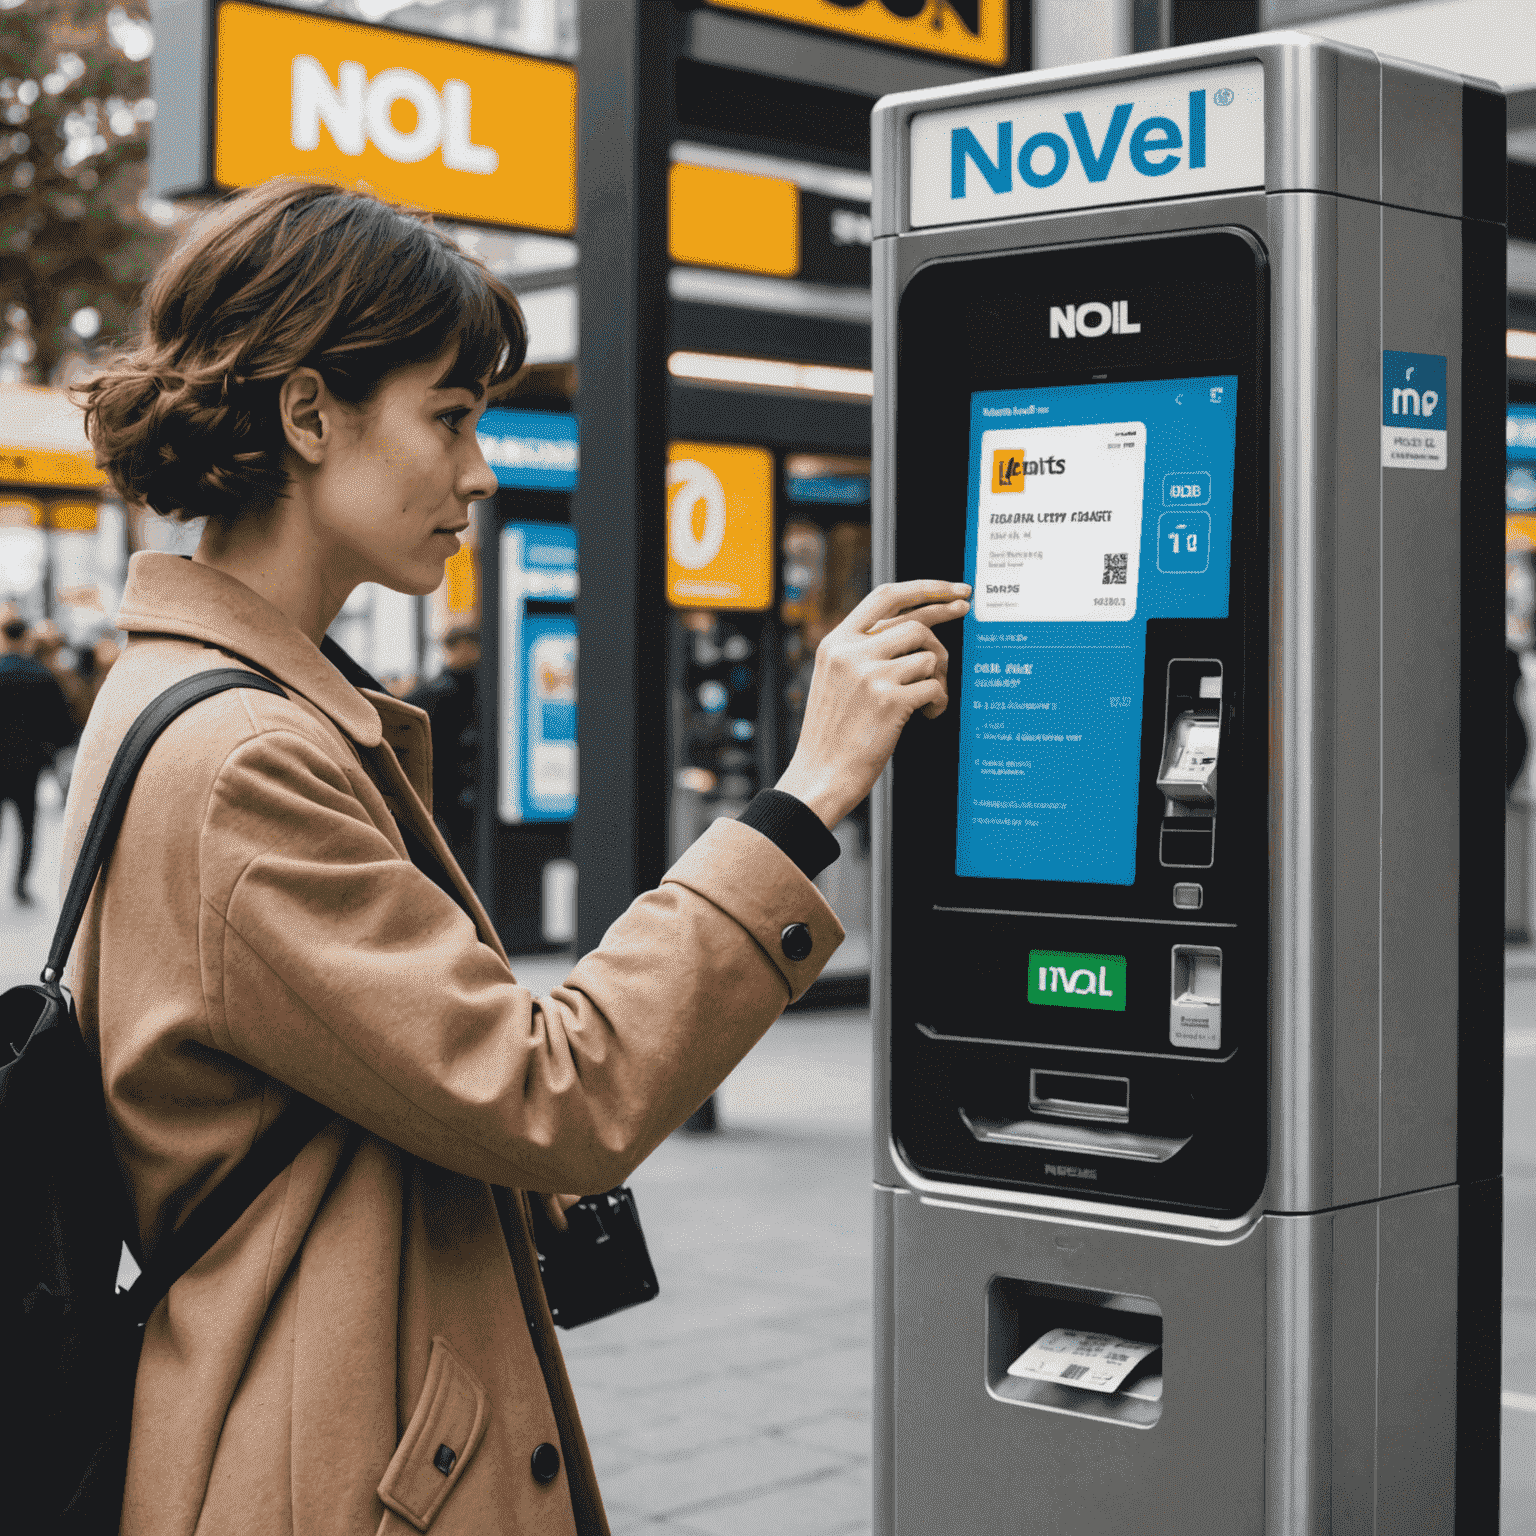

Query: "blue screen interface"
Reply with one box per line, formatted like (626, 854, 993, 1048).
(955, 375, 1238, 885)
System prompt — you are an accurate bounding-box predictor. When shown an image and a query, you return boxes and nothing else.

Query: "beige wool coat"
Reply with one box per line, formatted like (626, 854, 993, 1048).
(63, 553, 843, 1536)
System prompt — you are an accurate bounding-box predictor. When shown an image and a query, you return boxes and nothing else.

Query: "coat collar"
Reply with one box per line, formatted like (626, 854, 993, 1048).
(115, 553, 384, 747)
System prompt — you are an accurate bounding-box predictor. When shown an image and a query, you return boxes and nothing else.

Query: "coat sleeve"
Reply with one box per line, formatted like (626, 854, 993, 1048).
(197, 726, 844, 1193)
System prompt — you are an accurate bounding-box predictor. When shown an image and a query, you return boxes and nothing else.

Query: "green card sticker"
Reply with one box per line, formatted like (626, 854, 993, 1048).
(1028, 950, 1127, 1012)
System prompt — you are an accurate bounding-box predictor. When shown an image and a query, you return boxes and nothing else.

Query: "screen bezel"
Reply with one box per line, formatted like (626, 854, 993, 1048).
(892, 229, 1268, 928)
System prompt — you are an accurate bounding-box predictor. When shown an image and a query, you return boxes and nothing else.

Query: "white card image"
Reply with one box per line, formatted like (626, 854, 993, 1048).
(1007, 1327, 1161, 1395)
(976, 421, 1146, 623)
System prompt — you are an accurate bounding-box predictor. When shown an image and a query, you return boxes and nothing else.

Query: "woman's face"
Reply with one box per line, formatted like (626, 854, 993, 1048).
(306, 351, 498, 598)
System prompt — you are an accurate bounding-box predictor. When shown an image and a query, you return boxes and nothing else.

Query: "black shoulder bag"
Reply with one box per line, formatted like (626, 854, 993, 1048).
(0, 669, 335, 1534)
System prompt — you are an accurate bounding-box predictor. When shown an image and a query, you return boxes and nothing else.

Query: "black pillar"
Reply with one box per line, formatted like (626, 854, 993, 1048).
(473, 495, 501, 908)
(571, 0, 673, 955)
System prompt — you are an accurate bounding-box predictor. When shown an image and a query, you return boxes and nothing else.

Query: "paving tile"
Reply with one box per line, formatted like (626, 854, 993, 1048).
(595, 1433, 845, 1519)
(781, 1406, 874, 1463)
(677, 1464, 873, 1536)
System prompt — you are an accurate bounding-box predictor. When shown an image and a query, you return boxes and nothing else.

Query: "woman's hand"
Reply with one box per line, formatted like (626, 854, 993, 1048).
(776, 578, 971, 831)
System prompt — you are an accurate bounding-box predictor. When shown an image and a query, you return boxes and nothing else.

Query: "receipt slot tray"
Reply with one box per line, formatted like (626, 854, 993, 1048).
(873, 31, 1504, 1536)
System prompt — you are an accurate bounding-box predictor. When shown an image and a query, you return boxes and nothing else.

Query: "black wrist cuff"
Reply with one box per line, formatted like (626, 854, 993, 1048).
(738, 789, 842, 881)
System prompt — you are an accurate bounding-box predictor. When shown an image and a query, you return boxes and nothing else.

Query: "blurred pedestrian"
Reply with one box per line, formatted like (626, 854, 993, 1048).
(73, 633, 121, 723)
(0, 614, 74, 903)
(407, 624, 480, 873)
(71, 178, 968, 1532)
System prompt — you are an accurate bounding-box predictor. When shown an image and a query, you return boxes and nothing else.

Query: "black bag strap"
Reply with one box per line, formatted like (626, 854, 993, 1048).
(117, 645, 483, 1321)
(40, 665, 340, 1323)
(45, 668, 288, 983)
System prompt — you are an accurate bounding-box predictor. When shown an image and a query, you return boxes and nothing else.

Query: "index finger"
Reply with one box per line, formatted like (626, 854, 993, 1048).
(842, 579, 972, 635)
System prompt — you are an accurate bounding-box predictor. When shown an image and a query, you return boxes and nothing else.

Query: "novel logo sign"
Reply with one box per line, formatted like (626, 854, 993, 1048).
(908, 63, 1264, 228)
(1028, 950, 1127, 1012)
(1381, 350, 1448, 471)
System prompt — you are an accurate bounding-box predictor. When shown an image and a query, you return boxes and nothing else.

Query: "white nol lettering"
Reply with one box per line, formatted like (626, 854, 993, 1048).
(290, 57, 498, 175)
(1067, 968, 1097, 994)
(1051, 300, 1140, 339)
(1099, 965, 1114, 997)
(292, 55, 365, 156)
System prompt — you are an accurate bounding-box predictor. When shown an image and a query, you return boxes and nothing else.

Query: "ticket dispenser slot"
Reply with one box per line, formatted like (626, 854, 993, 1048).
(1157, 661, 1223, 868)
(986, 1278, 1164, 1428)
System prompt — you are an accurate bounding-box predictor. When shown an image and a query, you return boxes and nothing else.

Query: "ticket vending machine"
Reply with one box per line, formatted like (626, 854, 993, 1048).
(871, 34, 1504, 1534)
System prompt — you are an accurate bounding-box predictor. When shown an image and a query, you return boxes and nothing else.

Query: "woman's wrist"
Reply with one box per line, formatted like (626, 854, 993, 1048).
(773, 762, 847, 833)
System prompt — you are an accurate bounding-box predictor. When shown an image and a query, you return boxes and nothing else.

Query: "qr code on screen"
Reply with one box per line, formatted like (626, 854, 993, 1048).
(1103, 553, 1128, 585)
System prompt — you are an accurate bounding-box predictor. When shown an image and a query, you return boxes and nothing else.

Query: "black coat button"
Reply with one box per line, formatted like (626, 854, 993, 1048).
(531, 1442, 561, 1484)
(433, 1444, 456, 1475)
(780, 923, 813, 962)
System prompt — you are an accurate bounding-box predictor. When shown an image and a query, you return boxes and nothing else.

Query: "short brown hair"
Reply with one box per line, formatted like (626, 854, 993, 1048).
(80, 179, 527, 526)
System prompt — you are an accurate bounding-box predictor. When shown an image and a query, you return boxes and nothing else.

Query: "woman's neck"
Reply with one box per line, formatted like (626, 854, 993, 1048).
(193, 501, 356, 648)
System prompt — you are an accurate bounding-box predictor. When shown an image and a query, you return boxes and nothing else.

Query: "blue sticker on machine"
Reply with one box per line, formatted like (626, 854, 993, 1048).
(956, 375, 1239, 886)
(1381, 350, 1447, 472)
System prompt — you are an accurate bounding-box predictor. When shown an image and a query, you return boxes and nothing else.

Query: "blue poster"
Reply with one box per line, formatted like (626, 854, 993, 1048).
(499, 523, 577, 823)
(955, 375, 1238, 885)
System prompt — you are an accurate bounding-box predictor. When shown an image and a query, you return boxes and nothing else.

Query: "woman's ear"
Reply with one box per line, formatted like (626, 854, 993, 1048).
(278, 368, 331, 465)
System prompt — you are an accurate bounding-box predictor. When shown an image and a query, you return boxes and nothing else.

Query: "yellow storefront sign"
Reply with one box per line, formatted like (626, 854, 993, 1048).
(669, 163, 800, 278)
(705, 0, 1008, 66)
(213, 2, 576, 231)
(0, 447, 103, 490)
(667, 443, 774, 611)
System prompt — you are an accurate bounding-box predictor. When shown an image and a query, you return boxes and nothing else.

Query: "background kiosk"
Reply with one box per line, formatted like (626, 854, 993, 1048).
(871, 34, 1505, 1534)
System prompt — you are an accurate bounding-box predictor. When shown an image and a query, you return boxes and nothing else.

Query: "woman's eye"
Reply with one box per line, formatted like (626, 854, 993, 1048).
(440, 409, 471, 434)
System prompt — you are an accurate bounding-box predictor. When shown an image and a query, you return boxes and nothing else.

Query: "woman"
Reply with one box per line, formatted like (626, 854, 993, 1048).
(71, 179, 968, 1536)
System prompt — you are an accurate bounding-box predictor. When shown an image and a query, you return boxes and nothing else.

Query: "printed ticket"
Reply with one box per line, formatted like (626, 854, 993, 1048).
(975, 421, 1146, 624)
(1007, 1327, 1161, 1394)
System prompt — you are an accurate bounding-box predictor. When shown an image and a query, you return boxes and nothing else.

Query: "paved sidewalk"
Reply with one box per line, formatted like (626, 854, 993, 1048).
(558, 1014, 873, 1536)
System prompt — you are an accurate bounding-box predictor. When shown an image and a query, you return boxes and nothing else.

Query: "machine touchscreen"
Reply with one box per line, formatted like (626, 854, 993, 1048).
(955, 375, 1239, 885)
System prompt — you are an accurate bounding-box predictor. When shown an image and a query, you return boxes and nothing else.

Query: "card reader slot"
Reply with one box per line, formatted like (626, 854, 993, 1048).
(1029, 1069, 1130, 1125)
(959, 1108, 1190, 1164)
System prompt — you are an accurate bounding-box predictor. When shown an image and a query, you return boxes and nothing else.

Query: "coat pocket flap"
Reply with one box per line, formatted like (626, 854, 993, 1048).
(379, 1337, 489, 1531)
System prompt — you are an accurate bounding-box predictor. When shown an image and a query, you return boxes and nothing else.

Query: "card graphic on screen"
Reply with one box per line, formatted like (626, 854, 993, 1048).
(957, 375, 1238, 887)
(975, 421, 1146, 623)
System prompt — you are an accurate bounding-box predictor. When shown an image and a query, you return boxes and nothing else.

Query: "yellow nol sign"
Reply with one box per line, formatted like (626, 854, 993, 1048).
(214, 2, 576, 232)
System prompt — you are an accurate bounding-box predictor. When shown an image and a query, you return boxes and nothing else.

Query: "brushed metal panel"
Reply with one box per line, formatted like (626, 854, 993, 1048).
(871, 229, 902, 1193)
(1328, 1201, 1381, 1536)
(1266, 1208, 1334, 1535)
(1329, 192, 1386, 1209)
(892, 1197, 1266, 1535)
(1379, 206, 1462, 1197)
(873, 1185, 900, 1536)
(1380, 58, 1465, 218)
(1267, 188, 1338, 1215)
(1376, 1184, 1459, 1532)
(1332, 45, 1381, 205)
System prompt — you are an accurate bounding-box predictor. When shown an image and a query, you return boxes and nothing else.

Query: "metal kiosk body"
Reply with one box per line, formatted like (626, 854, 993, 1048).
(871, 33, 1505, 1534)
